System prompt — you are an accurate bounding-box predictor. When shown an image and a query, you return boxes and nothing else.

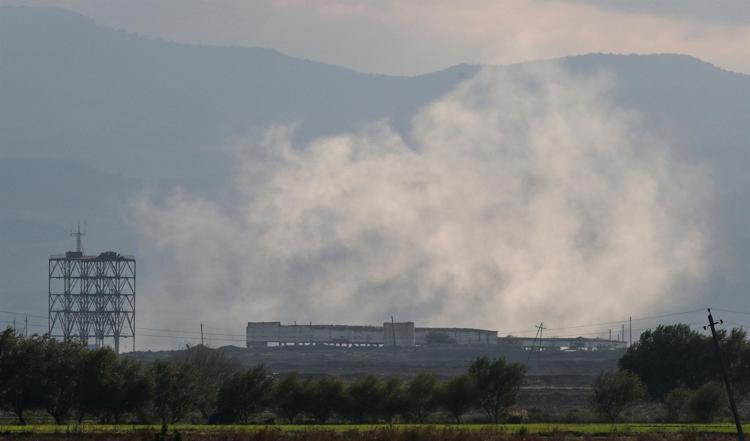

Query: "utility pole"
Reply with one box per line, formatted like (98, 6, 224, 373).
(705, 308, 744, 441)
(621, 324, 625, 343)
(535, 322, 545, 352)
(200, 323, 204, 346)
(629, 316, 632, 347)
(24, 316, 28, 337)
(609, 328, 611, 341)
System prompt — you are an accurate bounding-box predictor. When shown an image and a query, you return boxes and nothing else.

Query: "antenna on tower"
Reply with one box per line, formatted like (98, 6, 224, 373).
(71, 221, 86, 253)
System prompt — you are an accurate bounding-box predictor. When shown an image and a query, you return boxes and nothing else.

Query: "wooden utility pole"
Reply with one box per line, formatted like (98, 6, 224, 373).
(705, 308, 744, 441)
(200, 323, 204, 346)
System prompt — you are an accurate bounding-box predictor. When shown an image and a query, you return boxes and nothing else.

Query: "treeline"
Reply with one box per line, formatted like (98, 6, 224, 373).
(591, 324, 750, 422)
(0, 329, 525, 425)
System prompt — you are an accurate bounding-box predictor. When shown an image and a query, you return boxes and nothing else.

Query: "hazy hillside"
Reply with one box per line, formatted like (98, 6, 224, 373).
(0, 6, 478, 179)
(1, 6, 749, 328)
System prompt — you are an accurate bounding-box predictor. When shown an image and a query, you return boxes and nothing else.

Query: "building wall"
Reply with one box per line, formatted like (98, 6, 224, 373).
(246, 322, 384, 347)
(414, 327, 497, 345)
(383, 322, 415, 346)
(501, 336, 627, 350)
(246, 322, 627, 350)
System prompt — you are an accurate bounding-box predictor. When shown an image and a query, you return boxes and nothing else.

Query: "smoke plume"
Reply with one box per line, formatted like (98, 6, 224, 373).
(132, 64, 709, 344)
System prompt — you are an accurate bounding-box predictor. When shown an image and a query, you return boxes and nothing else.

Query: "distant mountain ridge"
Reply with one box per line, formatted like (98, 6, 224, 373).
(0, 6, 479, 179)
(1, 6, 749, 329)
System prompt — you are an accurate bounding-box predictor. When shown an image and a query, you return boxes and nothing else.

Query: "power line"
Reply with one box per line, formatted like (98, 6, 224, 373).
(0, 309, 48, 320)
(713, 308, 750, 316)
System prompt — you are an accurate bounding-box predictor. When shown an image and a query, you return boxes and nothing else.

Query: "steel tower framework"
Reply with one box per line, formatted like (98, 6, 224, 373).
(48, 251, 136, 352)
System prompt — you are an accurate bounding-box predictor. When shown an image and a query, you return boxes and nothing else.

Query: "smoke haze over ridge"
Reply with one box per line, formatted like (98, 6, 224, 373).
(132, 64, 711, 342)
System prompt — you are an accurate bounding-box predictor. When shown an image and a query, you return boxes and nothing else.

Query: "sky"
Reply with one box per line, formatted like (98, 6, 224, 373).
(2, 0, 749, 75)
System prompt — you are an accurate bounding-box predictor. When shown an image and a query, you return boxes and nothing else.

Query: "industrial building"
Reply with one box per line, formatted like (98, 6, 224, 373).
(48, 226, 136, 353)
(246, 321, 626, 350)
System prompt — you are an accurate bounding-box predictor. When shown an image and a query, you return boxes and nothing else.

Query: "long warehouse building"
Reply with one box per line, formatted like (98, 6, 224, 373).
(247, 321, 504, 347)
(246, 321, 627, 350)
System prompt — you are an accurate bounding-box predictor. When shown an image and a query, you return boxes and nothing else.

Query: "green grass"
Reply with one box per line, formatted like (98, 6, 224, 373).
(0, 423, 745, 436)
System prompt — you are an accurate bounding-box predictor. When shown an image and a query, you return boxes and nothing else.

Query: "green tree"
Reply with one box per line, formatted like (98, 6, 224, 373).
(0, 330, 47, 424)
(663, 386, 691, 422)
(468, 356, 526, 423)
(590, 371, 647, 422)
(406, 373, 439, 423)
(620, 324, 750, 399)
(439, 374, 478, 423)
(151, 360, 198, 424)
(41, 338, 86, 424)
(344, 375, 384, 423)
(106, 357, 151, 423)
(215, 365, 274, 423)
(381, 376, 408, 424)
(171, 345, 238, 420)
(75, 348, 150, 423)
(273, 373, 309, 423)
(308, 376, 346, 423)
(688, 383, 725, 422)
(75, 348, 119, 423)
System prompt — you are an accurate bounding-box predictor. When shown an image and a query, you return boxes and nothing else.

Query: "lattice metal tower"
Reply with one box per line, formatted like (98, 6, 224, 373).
(48, 227, 136, 353)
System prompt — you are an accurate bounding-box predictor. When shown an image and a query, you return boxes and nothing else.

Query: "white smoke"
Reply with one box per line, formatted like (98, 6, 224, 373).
(132, 64, 710, 344)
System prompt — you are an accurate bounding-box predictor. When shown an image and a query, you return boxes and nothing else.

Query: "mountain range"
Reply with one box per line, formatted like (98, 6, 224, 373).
(1, 6, 749, 329)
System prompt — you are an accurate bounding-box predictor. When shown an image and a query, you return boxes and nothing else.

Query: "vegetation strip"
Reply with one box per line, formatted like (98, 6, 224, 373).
(0, 423, 746, 435)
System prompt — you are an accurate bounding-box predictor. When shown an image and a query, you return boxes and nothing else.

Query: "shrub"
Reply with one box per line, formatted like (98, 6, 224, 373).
(688, 382, 725, 422)
(663, 386, 691, 422)
(590, 371, 647, 422)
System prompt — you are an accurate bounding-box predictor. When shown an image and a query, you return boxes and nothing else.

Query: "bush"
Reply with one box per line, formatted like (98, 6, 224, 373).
(663, 387, 691, 422)
(688, 382, 725, 422)
(590, 371, 646, 422)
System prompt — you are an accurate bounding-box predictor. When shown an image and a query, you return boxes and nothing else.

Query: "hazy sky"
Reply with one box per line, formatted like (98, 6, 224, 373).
(2, 0, 749, 75)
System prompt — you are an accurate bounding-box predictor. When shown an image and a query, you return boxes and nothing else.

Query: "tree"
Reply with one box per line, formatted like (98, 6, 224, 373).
(688, 383, 725, 422)
(0, 330, 47, 424)
(663, 387, 691, 422)
(590, 371, 647, 422)
(106, 357, 152, 423)
(344, 375, 384, 423)
(273, 373, 309, 423)
(151, 360, 198, 424)
(406, 373, 438, 423)
(76, 348, 119, 423)
(215, 365, 274, 423)
(619, 324, 750, 399)
(439, 374, 478, 423)
(171, 345, 238, 420)
(381, 376, 408, 424)
(308, 376, 346, 423)
(468, 356, 526, 423)
(41, 338, 86, 424)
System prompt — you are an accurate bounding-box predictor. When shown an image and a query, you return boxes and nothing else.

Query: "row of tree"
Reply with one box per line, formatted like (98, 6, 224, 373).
(0, 329, 526, 425)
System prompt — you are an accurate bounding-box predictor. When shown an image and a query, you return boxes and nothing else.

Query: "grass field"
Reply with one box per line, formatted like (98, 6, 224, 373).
(0, 423, 745, 436)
